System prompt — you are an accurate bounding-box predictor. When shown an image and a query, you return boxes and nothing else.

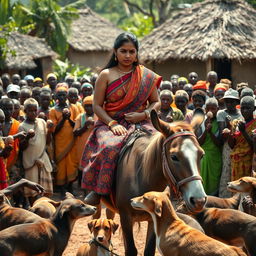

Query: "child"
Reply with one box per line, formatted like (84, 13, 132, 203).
(217, 88, 242, 197)
(67, 88, 84, 114)
(0, 98, 24, 184)
(227, 96, 256, 181)
(20, 88, 32, 106)
(174, 90, 192, 117)
(19, 98, 53, 203)
(32, 87, 42, 104)
(0, 109, 13, 189)
(197, 98, 222, 195)
(185, 90, 207, 123)
(81, 83, 93, 100)
(158, 90, 184, 122)
(73, 96, 95, 186)
(38, 91, 52, 120)
(12, 99, 24, 122)
(49, 86, 79, 196)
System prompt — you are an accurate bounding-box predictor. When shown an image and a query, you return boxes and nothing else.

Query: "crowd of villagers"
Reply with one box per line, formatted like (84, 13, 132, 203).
(0, 69, 255, 208)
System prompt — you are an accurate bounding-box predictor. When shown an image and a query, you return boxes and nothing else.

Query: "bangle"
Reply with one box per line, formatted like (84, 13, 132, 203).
(144, 110, 150, 120)
(108, 120, 118, 128)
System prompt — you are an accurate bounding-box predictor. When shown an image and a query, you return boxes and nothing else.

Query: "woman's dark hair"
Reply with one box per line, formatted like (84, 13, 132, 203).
(103, 32, 139, 70)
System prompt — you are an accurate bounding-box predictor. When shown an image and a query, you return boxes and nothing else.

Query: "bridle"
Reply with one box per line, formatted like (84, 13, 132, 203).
(162, 131, 203, 193)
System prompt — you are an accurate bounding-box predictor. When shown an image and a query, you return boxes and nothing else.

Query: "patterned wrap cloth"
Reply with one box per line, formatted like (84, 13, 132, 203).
(81, 65, 162, 194)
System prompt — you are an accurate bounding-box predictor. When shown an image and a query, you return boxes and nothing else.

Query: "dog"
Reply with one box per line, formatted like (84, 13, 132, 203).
(0, 192, 97, 256)
(185, 207, 256, 256)
(29, 196, 61, 218)
(228, 176, 256, 215)
(76, 218, 119, 256)
(0, 192, 43, 230)
(131, 188, 246, 256)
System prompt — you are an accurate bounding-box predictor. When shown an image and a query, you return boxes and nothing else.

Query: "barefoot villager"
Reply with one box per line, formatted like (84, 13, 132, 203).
(81, 32, 162, 205)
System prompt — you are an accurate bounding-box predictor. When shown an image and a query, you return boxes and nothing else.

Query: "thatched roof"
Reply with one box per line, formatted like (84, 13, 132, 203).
(69, 7, 123, 52)
(140, 0, 256, 63)
(5, 32, 57, 69)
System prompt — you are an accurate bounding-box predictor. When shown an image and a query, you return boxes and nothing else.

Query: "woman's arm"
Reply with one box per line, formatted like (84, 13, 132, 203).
(94, 70, 127, 136)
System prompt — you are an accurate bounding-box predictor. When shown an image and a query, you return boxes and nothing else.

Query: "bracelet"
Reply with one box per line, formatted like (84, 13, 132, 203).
(108, 120, 118, 128)
(144, 110, 150, 120)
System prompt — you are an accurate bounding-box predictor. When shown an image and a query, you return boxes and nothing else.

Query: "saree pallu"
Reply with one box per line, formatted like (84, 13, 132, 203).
(81, 65, 161, 194)
(230, 119, 256, 181)
(200, 119, 222, 195)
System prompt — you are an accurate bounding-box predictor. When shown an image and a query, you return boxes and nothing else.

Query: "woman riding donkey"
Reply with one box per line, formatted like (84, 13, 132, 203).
(81, 32, 162, 205)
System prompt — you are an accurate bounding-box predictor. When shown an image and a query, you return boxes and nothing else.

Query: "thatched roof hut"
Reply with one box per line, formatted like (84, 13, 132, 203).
(140, 0, 256, 86)
(68, 7, 123, 69)
(3, 32, 57, 80)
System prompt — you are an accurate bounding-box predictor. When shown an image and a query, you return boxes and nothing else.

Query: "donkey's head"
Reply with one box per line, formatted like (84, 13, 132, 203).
(151, 110, 207, 212)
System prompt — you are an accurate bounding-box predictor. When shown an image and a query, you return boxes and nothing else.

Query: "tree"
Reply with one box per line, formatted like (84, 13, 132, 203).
(19, 0, 86, 57)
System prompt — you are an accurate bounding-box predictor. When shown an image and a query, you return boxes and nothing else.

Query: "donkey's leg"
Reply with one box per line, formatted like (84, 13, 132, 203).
(144, 221, 156, 256)
(120, 211, 137, 256)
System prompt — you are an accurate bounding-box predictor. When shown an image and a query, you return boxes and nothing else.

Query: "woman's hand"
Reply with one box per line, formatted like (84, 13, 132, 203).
(110, 124, 127, 136)
(124, 112, 145, 123)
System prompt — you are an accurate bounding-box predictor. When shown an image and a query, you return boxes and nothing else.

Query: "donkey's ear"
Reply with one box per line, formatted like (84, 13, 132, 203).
(151, 109, 172, 137)
(191, 112, 204, 132)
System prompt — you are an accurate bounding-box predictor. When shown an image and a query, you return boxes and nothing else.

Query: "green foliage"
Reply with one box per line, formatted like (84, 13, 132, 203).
(19, 0, 86, 57)
(0, 22, 17, 68)
(53, 58, 92, 81)
(120, 13, 153, 38)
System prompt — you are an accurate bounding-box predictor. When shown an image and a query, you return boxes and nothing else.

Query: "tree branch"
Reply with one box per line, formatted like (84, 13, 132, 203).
(124, 0, 151, 16)
(149, 0, 157, 27)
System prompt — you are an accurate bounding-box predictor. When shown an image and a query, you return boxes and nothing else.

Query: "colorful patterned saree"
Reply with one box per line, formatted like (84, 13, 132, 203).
(231, 119, 256, 181)
(81, 65, 161, 194)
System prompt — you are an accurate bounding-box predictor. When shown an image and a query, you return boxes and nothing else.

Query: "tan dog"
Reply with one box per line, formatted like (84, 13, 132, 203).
(77, 218, 119, 256)
(0, 192, 43, 231)
(0, 193, 96, 256)
(29, 196, 61, 218)
(131, 188, 246, 256)
(228, 176, 256, 215)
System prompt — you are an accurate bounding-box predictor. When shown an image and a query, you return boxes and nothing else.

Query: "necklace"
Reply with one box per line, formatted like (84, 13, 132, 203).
(116, 67, 134, 74)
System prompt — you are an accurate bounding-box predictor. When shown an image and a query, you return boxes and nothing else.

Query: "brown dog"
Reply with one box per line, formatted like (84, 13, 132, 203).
(186, 207, 256, 256)
(0, 193, 96, 256)
(29, 196, 61, 218)
(228, 176, 256, 215)
(131, 188, 246, 256)
(0, 192, 43, 230)
(76, 218, 119, 256)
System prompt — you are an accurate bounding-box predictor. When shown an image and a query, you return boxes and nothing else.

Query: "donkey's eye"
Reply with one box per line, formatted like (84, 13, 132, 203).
(170, 155, 179, 162)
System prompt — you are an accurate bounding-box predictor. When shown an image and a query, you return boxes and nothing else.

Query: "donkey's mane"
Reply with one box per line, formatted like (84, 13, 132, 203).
(134, 121, 194, 181)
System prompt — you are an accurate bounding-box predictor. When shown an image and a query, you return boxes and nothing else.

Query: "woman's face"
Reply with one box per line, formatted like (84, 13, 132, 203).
(224, 98, 238, 112)
(116, 42, 137, 67)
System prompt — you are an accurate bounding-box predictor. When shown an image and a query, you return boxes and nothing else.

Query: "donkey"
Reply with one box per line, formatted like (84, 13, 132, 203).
(102, 110, 207, 256)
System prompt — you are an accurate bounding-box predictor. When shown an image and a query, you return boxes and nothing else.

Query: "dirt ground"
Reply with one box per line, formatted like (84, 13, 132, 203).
(59, 182, 161, 256)
(63, 210, 161, 256)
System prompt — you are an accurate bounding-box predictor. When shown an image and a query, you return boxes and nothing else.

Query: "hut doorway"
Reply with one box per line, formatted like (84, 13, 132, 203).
(28, 59, 43, 79)
(214, 58, 232, 81)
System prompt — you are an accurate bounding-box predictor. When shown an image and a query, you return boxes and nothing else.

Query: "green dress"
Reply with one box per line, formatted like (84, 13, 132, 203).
(200, 118, 222, 195)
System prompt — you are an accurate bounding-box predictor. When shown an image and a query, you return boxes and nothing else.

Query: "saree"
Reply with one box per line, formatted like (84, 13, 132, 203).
(49, 104, 79, 185)
(230, 119, 256, 181)
(19, 118, 53, 196)
(200, 119, 222, 195)
(0, 139, 7, 189)
(81, 65, 161, 194)
(6, 118, 20, 171)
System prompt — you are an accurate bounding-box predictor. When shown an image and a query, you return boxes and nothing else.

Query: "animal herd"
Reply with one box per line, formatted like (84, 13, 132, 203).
(0, 176, 255, 255)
